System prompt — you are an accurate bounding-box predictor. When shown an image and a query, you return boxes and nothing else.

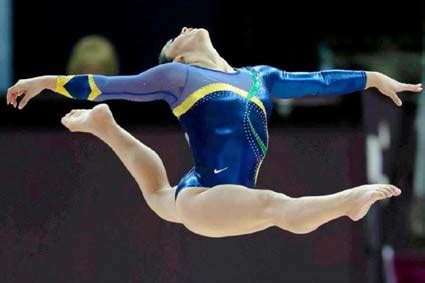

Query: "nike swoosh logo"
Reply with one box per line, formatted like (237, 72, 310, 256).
(214, 167, 229, 174)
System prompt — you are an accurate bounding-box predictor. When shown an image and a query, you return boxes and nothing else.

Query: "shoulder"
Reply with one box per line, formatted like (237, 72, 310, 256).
(136, 63, 189, 87)
(140, 62, 189, 76)
(245, 65, 283, 80)
(154, 62, 188, 73)
(249, 65, 281, 74)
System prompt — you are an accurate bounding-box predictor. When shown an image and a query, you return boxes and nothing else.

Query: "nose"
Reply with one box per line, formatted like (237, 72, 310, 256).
(181, 27, 194, 34)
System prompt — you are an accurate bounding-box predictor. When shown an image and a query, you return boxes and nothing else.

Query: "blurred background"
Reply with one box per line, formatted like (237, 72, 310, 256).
(0, 1, 423, 282)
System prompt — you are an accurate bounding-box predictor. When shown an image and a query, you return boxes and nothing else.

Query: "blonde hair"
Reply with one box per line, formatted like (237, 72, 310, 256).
(67, 35, 119, 75)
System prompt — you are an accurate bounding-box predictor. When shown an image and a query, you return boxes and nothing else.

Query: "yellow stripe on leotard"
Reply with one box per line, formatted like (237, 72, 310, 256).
(87, 75, 102, 101)
(55, 75, 75, 98)
(172, 83, 266, 118)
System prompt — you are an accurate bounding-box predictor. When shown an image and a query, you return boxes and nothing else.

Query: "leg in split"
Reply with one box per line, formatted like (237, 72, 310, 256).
(60, 103, 181, 223)
(60, 104, 402, 237)
(175, 183, 401, 238)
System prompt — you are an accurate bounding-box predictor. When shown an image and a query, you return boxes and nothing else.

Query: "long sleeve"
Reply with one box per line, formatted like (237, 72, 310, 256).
(256, 65, 366, 99)
(55, 63, 188, 106)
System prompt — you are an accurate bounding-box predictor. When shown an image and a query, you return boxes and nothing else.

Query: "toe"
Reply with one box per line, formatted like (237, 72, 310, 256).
(70, 110, 81, 116)
(385, 185, 396, 197)
(383, 186, 393, 198)
(61, 116, 68, 127)
(390, 185, 402, 196)
(377, 187, 391, 198)
(73, 109, 85, 117)
(371, 190, 386, 201)
(67, 109, 84, 117)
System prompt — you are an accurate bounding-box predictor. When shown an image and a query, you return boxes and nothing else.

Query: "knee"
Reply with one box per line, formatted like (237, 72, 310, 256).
(262, 189, 288, 224)
(175, 189, 199, 225)
(288, 225, 318, 234)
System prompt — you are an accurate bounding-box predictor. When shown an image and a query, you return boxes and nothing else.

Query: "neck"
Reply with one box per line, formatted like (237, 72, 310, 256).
(190, 48, 235, 73)
(195, 59, 235, 73)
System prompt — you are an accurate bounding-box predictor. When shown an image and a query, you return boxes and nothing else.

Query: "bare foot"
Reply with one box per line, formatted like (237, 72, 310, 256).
(344, 184, 401, 221)
(61, 103, 115, 136)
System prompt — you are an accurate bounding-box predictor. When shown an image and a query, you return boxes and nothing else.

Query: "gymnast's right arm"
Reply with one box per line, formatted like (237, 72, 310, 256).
(6, 63, 188, 109)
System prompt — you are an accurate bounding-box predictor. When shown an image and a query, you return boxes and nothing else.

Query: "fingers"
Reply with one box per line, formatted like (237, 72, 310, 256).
(388, 91, 403, 107)
(400, 83, 422, 93)
(10, 91, 25, 108)
(388, 82, 423, 106)
(6, 86, 14, 105)
(7, 85, 25, 108)
(17, 94, 30, 110)
(7, 85, 37, 110)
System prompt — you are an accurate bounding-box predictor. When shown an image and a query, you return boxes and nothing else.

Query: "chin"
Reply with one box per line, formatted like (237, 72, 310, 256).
(198, 28, 209, 38)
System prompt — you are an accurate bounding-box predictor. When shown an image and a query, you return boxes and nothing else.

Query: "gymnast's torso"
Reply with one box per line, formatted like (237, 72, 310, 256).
(172, 64, 273, 198)
(54, 62, 366, 199)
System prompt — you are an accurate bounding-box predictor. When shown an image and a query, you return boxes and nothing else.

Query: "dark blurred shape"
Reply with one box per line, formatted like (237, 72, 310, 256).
(410, 20, 425, 242)
(66, 35, 119, 75)
(352, 37, 422, 283)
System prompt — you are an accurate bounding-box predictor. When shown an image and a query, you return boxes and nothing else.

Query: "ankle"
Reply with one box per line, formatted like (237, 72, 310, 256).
(337, 190, 351, 217)
(93, 120, 119, 140)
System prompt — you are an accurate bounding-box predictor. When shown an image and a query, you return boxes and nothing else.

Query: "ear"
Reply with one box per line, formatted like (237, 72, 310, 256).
(174, 55, 185, 64)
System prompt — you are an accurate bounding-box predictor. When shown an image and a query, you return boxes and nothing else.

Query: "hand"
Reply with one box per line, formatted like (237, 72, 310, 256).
(6, 76, 54, 109)
(366, 71, 422, 107)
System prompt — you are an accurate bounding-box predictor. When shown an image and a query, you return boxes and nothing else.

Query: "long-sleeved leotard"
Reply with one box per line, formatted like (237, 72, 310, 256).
(56, 63, 366, 200)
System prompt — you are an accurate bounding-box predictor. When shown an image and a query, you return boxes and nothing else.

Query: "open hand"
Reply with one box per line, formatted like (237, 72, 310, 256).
(367, 72, 422, 107)
(7, 77, 49, 109)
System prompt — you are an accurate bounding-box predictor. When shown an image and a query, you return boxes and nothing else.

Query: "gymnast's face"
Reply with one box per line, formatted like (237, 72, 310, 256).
(161, 27, 212, 64)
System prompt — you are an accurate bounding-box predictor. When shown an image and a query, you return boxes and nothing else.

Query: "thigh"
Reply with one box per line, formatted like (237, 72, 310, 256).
(175, 185, 275, 237)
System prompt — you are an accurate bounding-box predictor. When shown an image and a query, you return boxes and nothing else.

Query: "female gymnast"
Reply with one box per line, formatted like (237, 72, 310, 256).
(7, 27, 422, 238)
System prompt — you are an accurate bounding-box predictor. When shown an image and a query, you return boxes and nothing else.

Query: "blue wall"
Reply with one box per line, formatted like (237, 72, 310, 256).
(0, 0, 12, 90)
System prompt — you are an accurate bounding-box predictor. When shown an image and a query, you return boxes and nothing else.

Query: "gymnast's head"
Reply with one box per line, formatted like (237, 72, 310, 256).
(158, 27, 213, 65)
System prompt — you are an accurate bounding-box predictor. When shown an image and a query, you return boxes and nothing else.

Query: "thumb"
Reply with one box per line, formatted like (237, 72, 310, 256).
(390, 92, 402, 107)
(17, 92, 34, 109)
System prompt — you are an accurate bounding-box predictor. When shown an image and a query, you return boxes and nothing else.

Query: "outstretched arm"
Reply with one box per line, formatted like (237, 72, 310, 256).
(258, 66, 422, 106)
(6, 63, 188, 109)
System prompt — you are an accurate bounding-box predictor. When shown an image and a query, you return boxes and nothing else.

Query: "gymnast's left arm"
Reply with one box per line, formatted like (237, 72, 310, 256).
(258, 65, 422, 107)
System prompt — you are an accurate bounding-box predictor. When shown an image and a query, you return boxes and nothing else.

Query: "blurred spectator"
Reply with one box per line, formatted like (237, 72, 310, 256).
(410, 30, 425, 242)
(66, 35, 119, 75)
(324, 38, 421, 283)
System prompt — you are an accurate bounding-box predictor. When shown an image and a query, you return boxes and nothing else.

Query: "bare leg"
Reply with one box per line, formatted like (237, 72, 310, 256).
(176, 184, 401, 238)
(61, 104, 181, 223)
(59, 104, 402, 236)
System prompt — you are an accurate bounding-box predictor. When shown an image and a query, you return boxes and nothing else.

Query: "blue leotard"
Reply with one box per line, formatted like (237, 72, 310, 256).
(55, 63, 366, 200)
